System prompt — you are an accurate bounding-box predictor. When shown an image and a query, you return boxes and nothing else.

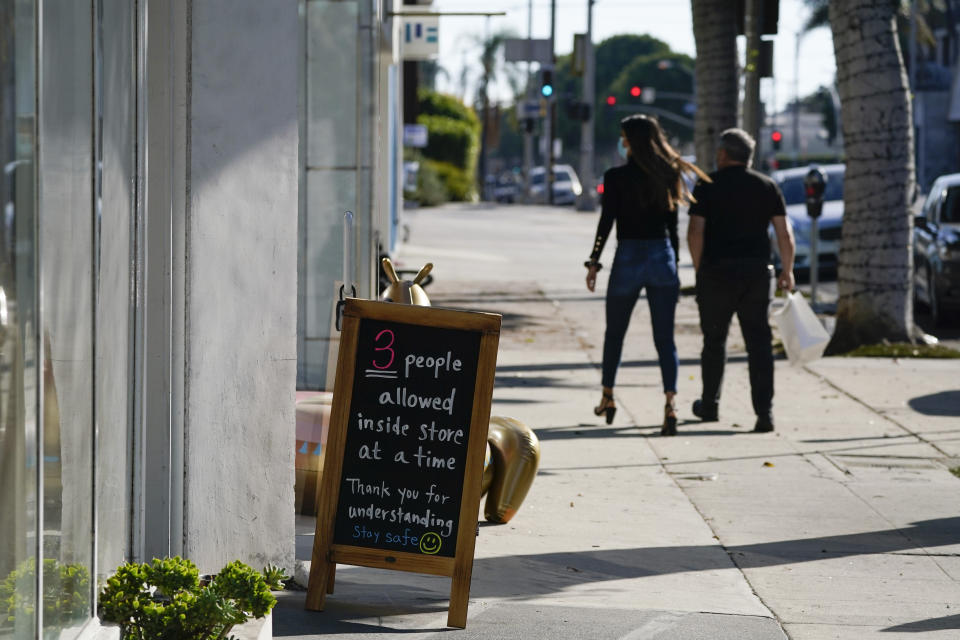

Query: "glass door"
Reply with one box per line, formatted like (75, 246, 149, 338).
(0, 0, 40, 638)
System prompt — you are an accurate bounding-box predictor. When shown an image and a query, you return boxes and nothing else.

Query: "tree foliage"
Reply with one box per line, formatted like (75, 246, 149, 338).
(606, 52, 696, 145)
(488, 34, 695, 170)
(594, 35, 673, 92)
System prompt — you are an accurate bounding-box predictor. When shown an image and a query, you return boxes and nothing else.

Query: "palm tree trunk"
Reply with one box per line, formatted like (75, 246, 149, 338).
(827, 0, 916, 353)
(691, 0, 738, 169)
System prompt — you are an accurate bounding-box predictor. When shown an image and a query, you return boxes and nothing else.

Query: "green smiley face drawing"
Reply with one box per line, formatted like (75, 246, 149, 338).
(419, 532, 442, 555)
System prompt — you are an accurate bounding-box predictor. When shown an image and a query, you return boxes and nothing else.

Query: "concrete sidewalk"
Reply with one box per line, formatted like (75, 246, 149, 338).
(278, 203, 960, 639)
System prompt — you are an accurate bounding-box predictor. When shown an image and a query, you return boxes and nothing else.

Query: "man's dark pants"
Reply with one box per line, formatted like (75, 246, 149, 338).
(696, 261, 774, 417)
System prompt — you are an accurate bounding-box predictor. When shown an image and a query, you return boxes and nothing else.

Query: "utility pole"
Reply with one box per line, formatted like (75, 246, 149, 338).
(546, 0, 556, 205)
(576, 0, 597, 211)
(522, 0, 533, 203)
(793, 29, 801, 162)
(909, 0, 924, 189)
(742, 0, 763, 168)
(479, 15, 491, 200)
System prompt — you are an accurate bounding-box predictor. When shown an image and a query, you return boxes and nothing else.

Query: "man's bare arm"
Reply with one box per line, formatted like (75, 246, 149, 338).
(687, 215, 705, 272)
(771, 215, 796, 291)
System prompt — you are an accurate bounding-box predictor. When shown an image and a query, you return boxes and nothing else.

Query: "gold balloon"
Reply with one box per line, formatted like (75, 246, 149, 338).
(380, 257, 432, 306)
(483, 416, 540, 524)
(481, 443, 494, 495)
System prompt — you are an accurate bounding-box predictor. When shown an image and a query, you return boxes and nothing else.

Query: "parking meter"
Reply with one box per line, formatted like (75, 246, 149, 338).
(803, 167, 827, 308)
(804, 167, 827, 219)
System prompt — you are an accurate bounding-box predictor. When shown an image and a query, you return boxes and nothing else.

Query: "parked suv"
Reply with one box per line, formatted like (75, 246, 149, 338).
(914, 174, 960, 326)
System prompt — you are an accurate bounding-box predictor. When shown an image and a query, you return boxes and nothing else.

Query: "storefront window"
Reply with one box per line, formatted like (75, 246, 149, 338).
(38, 0, 96, 636)
(95, 0, 135, 589)
(0, 0, 39, 638)
(2, 2, 137, 637)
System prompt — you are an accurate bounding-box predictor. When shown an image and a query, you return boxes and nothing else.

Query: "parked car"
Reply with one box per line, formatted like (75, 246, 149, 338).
(770, 164, 845, 275)
(492, 172, 520, 203)
(530, 164, 583, 206)
(914, 173, 960, 326)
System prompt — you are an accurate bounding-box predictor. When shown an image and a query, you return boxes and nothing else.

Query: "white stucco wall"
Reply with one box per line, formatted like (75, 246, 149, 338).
(184, 0, 298, 572)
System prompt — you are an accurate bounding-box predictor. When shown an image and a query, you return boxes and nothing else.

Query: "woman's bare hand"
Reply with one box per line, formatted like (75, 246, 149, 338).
(586, 265, 598, 292)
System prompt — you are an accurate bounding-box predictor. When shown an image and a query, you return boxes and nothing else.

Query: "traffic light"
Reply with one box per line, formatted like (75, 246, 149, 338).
(630, 86, 642, 98)
(604, 95, 616, 116)
(771, 130, 782, 151)
(540, 69, 554, 98)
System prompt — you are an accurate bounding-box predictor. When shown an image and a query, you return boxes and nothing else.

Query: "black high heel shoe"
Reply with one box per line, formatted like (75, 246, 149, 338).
(661, 402, 678, 436)
(593, 391, 616, 425)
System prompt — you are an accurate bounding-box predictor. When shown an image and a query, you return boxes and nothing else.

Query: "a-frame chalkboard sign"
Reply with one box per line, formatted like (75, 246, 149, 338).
(305, 299, 501, 628)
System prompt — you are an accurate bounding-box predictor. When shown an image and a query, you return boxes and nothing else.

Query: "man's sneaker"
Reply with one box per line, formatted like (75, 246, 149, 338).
(692, 399, 718, 422)
(754, 414, 774, 432)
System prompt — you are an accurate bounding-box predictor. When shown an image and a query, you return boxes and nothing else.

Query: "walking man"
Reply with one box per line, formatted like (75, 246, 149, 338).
(686, 129, 795, 432)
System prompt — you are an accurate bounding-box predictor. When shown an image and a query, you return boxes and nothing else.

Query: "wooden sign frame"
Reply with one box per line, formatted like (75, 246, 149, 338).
(305, 299, 501, 628)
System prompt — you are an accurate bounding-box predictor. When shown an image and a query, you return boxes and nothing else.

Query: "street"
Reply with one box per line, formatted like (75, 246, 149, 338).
(280, 202, 960, 639)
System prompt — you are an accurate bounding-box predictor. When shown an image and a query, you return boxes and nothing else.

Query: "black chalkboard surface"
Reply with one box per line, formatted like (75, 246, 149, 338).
(331, 318, 481, 557)
(306, 299, 501, 629)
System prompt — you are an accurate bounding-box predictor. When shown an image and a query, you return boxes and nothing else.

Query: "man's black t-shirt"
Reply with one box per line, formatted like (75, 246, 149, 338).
(688, 165, 786, 266)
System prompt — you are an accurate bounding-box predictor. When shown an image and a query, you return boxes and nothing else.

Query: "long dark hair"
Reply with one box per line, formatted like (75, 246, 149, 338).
(620, 114, 710, 211)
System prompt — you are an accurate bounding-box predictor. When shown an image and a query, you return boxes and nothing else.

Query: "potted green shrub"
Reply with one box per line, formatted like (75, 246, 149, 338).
(98, 556, 283, 640)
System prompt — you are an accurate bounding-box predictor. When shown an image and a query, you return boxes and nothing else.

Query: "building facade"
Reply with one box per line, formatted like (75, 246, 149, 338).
(0, 1, 311, 638)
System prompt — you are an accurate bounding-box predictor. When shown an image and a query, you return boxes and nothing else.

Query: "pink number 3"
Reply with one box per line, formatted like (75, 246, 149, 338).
(372, 329, 395, 369)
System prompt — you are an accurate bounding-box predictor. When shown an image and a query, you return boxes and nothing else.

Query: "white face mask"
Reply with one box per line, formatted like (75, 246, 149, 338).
(617, 138, 628, 160)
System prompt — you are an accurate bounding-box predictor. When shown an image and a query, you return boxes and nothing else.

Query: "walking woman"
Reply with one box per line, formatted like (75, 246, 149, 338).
(585, 114, 709, 435)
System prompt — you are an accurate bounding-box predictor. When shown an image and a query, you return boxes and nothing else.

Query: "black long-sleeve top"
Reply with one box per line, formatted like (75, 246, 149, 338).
(588, 162, 679, 263)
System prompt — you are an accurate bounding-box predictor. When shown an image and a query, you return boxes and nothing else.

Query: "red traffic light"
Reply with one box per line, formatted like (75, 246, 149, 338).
(596, 183, 604, 194)
(630, 86, 642, 98)
(606, 95, 616, 106)
(771, 130, 783, 142)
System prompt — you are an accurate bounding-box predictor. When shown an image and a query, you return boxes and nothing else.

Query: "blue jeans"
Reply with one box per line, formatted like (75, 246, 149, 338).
(602, 238, 679, 393)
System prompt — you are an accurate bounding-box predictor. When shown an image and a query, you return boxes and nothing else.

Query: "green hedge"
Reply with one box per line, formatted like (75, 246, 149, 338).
(418, 114, 477, 170)
(426, 159, 474, 202)
(419, 89, 479, 125)
(412, 89, 480, 203)
(412, 159, 448, 206)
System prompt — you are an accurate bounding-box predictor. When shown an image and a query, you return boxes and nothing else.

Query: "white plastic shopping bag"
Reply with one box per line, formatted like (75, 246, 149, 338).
(771, 291, 831, 365)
